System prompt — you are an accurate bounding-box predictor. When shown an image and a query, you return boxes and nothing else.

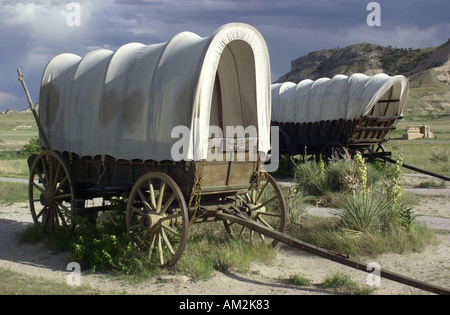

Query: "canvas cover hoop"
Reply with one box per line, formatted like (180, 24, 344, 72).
(39, 23, 271, 161)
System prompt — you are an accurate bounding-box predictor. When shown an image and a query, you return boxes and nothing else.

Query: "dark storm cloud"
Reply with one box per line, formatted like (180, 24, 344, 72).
(0, 0, 449, 111)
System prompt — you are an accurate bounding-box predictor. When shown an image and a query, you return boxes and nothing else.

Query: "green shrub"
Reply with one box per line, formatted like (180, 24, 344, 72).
(22, 136, 42, 156)
(321, 272, 375, 295)
(289, 274, 313, 286)
(430, 147, 448, 162)
(71, 198, 154, 275)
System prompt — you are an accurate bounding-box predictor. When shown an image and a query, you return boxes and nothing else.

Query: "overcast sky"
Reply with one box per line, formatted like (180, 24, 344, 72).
(1, 0, 449, 112)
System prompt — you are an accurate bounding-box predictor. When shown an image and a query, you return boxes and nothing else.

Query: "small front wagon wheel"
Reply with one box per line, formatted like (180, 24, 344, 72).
(29, 151, 76, 233)
(126, 172, 189, 267)
(224, 173, 287, 246)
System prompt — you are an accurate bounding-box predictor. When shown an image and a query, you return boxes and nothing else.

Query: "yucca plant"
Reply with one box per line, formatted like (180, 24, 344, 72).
(294, 161, 331, 196)
(338, 192, 391, 233)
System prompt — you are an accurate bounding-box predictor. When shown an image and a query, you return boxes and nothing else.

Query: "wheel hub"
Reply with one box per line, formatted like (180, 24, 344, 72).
(40, 191, 54, 207)
(246, 202, 265, 219)
(140, 213, 160, 230)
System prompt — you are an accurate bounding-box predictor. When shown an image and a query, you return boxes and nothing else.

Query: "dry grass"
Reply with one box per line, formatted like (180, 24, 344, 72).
(0, 159, 29, 178)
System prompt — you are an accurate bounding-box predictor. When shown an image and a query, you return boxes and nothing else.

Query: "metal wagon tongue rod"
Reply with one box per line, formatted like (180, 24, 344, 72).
(216, 209, 450, 295)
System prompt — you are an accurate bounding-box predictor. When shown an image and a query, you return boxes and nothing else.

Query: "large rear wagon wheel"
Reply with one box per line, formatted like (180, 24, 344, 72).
(29, 151, 76, 233)
(224, 173, 287, 246)
(126, 172, 188, 267)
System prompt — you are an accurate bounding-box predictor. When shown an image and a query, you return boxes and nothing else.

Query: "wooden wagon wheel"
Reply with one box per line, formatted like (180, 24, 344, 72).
(224, 173, 287, 246)
(371, 144, 386, 154)
(126, 172, 188, 267)
(29, 150, 76, 232)
(320, 142, 351, 161)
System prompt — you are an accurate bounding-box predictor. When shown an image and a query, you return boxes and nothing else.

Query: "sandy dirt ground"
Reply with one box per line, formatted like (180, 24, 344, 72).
(0, 174, 449, 295)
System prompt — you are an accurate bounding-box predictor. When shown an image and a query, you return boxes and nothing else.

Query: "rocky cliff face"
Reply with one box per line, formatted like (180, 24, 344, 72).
(275, 39, 450, 115)
(275, 41, 449, 83)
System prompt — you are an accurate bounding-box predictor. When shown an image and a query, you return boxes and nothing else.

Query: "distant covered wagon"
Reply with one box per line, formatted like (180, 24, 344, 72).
(31, 23, 287, 266)
(271, 73, 409, 159)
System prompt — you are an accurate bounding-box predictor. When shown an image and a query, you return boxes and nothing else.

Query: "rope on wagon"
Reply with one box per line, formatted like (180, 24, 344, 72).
(188, 161, 205, 226)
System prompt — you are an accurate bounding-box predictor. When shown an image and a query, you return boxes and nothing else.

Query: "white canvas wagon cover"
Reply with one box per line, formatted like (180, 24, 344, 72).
(271, 73, 409, 124)
(39, 23, 271, 161)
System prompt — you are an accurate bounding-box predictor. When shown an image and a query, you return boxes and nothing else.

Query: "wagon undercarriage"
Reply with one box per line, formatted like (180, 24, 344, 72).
(26, 150, 450, 295)
(28, 149, 287, 267)
(275, 114, 401, 161)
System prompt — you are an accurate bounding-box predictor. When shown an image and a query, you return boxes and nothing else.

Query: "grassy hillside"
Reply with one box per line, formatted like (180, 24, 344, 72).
(404, 66, 450, 116)
(0, 112, 38, 150)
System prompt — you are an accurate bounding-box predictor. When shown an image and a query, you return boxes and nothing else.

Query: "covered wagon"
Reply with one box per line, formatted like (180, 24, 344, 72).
(29, 23, 287, 266)
(271, 73, 409, 159)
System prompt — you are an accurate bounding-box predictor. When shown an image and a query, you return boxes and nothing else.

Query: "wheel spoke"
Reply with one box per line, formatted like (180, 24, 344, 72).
(161, 228, 175, 255)
(129, 223, 141, 231)
(148, 179, 157, 210)
(250, 189, 256, 203)
(160, 192, 176, 215)
(130, 205, 146, 216)
(49, 157, 54, 192)
(236, 194, 246, 203)
(147, 233, 156, 261)
(256, 180, 270, 203)
(36, 206, 47, 220)
(252, 195, 278, 211)
(42, 205, 51, 230)
(159, 211, 182, 223)
(161, 224, 181, 237)
(258, 231, 266, 242)
(52, 163, 62, 193)
(51, 205, 61, 228)
(238, 226, 246, 238)
(54, 204, 69, 227)
(258, 216, 274, 230)
(137, 188, 154, 212)
(142, 225, 159, 241)
(54, 175, 68, 194)
(54, 200, 71, 216)
(157, 233, 164, 265)
(156, 181, 166, 212)
(32, 182, 45, 194)
(257, 211, 281, 218)
(36, 171, 46, 189)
